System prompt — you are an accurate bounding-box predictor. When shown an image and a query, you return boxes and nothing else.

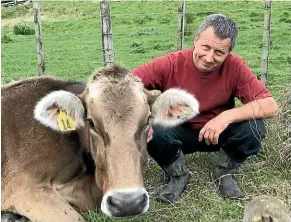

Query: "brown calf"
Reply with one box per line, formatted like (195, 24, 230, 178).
(1, 65, 199, 221)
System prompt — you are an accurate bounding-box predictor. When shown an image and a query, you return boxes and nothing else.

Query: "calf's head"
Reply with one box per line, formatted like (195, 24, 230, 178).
(34, 65, 199, 218)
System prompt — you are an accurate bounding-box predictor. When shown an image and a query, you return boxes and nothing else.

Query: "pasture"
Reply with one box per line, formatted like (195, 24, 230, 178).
(1, 1, 291, 221)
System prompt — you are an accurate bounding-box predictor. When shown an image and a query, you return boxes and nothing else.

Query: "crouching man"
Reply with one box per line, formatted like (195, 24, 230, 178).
(132, 14, 278, 203)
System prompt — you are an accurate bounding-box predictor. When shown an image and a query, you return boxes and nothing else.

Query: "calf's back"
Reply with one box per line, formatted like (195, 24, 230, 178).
(1, 77, 89, 200)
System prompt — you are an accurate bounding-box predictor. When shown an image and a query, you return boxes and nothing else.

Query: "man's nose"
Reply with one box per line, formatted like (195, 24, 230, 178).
(205, 51, 214, 63)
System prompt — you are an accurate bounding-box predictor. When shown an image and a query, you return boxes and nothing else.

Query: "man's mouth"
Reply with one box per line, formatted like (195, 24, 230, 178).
(202, 60, 213, 67)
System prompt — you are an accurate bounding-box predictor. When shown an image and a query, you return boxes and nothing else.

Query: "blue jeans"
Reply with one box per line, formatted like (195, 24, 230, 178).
(147, 119, 266, 167)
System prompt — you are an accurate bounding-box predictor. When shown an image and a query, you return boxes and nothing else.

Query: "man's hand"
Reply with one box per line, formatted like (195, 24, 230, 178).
(199, 112, 231, 145)
(198, 97, 278, 145)
(147, 126, 153, 143)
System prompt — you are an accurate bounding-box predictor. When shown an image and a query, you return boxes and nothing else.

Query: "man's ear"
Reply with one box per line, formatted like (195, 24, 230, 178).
(143, 88, 161, 106)
(194, 35, 199, 46)
(150, 88, 199, 127)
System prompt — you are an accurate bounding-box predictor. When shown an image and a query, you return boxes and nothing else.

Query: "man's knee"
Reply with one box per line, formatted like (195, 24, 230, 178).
(147, 127, 182, 166)
(240, 119, 266, 145)
(149, 127, 182, 147)
(223, 119, 266, 161)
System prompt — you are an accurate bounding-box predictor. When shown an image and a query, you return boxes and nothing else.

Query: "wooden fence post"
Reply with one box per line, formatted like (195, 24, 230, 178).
(100, 0, 114, 68)
(177, 0, 186, 50)
(261, 0, 272, 85)
(34, 2, 45, 75)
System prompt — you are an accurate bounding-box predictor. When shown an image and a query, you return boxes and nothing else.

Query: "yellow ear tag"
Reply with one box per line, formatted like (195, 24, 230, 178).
(57, 109, 76, 131)
(252, 216, 262, 222)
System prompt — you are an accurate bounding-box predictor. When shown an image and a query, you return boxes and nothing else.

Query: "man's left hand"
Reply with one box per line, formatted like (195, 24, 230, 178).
(199, 112, 232, 145)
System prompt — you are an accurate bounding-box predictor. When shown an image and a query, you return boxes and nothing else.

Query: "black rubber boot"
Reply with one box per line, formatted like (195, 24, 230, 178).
(157, 152, 189, 203)
(1, 212, 29, 222)
(213, 150, 245, 199)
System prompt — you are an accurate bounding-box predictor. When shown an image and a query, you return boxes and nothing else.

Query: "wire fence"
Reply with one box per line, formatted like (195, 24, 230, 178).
(1, 1, 291, 93)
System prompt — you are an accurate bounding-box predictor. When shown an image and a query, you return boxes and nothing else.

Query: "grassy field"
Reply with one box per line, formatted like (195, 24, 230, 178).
(1, 1, 291, 222)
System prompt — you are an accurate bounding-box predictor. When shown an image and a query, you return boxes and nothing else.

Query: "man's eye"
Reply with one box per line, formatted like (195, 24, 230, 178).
(203, 45, 210, 50)
(216, 51, 224, 56)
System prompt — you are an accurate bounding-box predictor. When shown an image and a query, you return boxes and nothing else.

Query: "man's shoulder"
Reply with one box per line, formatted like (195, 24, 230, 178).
(225, 53, 246, 65)
(221, 53, 248, 74)
(166, 48, 189, 59)
(165, 48, 190, 66)
(146, 50, 186, 64)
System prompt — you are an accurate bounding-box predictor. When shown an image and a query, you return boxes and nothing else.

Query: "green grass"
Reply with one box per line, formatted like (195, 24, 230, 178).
(1, 1, 291, 222)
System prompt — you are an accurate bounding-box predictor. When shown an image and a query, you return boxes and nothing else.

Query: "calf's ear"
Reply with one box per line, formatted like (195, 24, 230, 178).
(143, 88, 161, 106)
(34, 90, 85, 133)
(150, 88, 199, 127)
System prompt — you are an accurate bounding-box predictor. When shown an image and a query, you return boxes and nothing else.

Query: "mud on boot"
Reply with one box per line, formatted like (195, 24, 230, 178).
(213, 150, 245, 199)
(157, 152, 189, 203)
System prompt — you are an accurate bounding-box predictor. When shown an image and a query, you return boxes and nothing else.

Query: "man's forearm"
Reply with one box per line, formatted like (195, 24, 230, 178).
(222, 97, 279, 123)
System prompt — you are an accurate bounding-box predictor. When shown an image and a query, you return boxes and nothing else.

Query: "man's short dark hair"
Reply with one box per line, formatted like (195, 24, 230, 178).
(196, 14, 238, 51)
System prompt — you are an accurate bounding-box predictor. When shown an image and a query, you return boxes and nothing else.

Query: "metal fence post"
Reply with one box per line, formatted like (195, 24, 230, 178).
(261, 0, 272, 85)
(177, 0, 185, 50)
(34, 2, 45, 75)
(100, 0, 114, 68)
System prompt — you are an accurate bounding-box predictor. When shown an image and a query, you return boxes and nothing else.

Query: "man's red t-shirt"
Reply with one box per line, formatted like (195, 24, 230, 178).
(131, 47, 272, 129)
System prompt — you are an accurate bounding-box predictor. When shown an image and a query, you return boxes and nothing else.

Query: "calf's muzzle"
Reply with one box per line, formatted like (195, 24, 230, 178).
(101, 188, 149, 218)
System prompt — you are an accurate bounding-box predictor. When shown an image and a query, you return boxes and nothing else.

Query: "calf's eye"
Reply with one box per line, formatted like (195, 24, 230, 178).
(147, 115, 152, 124)
(86, 118, 95, 129)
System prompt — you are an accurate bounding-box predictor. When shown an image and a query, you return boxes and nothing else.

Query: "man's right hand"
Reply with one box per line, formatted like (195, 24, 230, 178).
(147, 126, 153, 143)
(199, 111, 231, 145)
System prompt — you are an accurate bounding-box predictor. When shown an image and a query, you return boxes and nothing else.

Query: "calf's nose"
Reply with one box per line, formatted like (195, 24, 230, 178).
(101, 188, 149, 218)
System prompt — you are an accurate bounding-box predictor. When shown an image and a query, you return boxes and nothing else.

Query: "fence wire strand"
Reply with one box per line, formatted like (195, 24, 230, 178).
(2, 2, 291, 88)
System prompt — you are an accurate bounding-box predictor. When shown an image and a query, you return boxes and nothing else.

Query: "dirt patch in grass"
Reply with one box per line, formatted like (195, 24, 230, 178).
(1, 15, 65, 28)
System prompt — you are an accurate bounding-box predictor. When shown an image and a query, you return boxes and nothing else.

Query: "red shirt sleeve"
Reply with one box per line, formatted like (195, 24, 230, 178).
(235, 61, 272, 104)
(131, 55, 172, 91)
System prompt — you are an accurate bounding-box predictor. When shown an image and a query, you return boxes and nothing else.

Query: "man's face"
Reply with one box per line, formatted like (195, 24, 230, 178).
(193, 26, 232, 73)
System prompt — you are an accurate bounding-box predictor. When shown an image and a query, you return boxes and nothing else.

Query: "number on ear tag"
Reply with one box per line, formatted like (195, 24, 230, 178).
(57, 109, 76, 131)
